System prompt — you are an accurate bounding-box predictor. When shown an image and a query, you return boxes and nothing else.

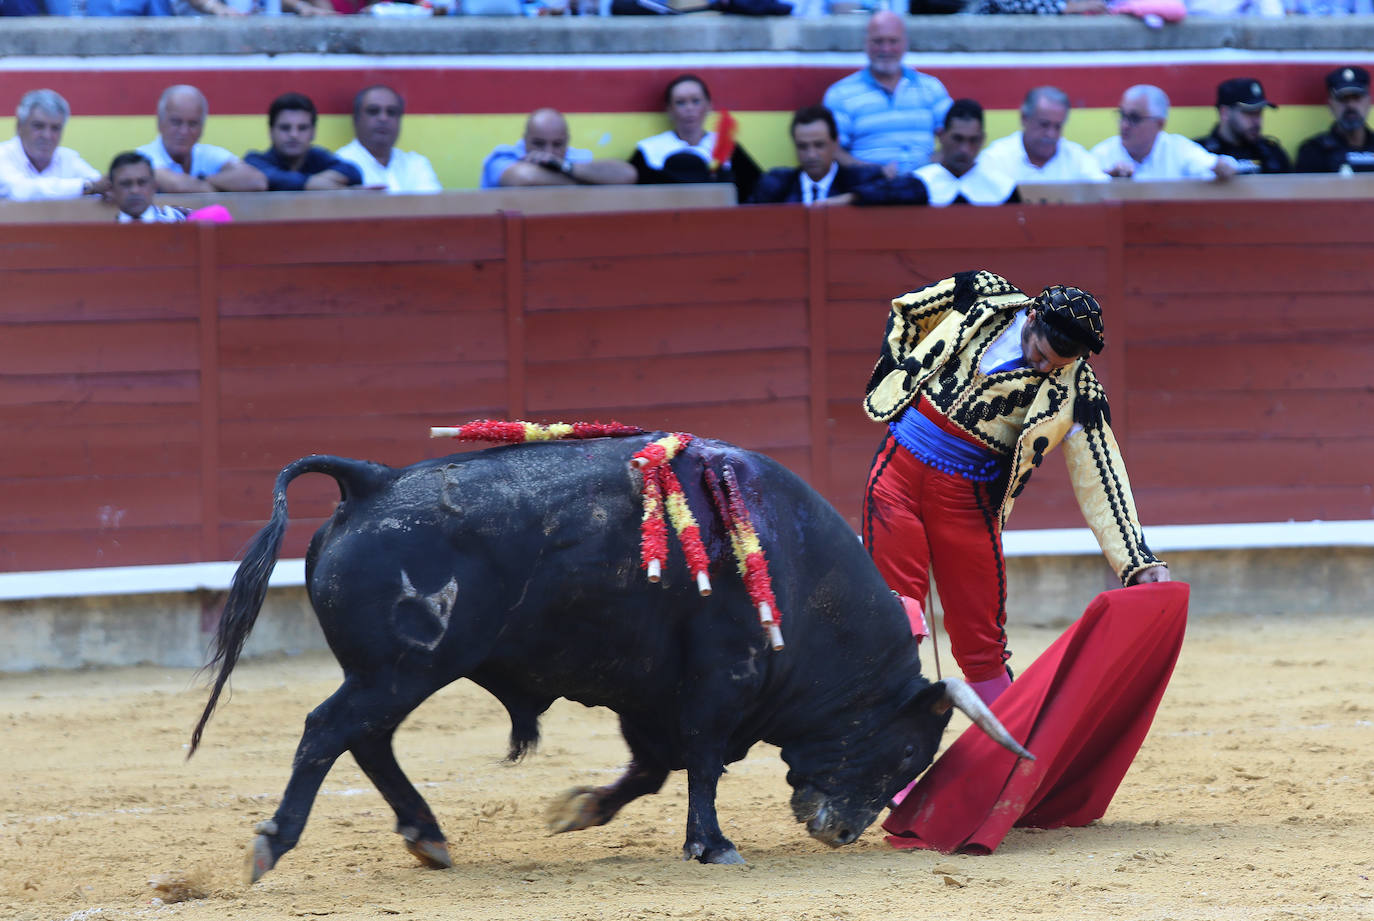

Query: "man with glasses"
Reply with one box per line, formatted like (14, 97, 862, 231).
(1296, 67, 1374, 173)
(1090, 84, 1236, 181)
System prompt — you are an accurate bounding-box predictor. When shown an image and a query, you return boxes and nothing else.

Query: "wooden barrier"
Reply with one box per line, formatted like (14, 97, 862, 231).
(1, 199, 1369, 573)
(0, 185, 736, 224)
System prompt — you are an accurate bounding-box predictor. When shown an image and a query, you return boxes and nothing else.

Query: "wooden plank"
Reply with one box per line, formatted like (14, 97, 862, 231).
(825, 299, 896, 352)
(217, 261, 506, 319)
(0, 321, 198, 375)
(1126, 340, 1374, 391)
(219, 413, 465, 470)
(0, 421, 200, 479)
(198, 221, 220, 561)
(823, 205, 1114, 251)
(1122, 199, 1374, 247)
(505, 212, 526, 422)
(0, 526, 205, 571)
(218, 361, 509, 420)
(0, 267, 200, 323)
(523, 250, 808, 312)
(0, 474, 200, 531)
(808, 206, 830, 501)
(1125, 389, 1374, 440)
(1119, 292, 1372, 342)
(524, 301, 806, 362)
(1136, 486, 1374, 526)
(215, 215, 506, 265)
(1126, 437, 1373, 490)
(0, 225, 197, 270)
(219, 311, 507, 368)
(0, 371, 200, 407)
(825, 250, 1109, 304)
(526, 350, 809, 412)
(1123, 242, 1374, 296)
(522, 207, 807, 261)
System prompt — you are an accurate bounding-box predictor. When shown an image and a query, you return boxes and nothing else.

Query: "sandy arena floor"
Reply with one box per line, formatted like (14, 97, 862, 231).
(2, 611, 1372, 921)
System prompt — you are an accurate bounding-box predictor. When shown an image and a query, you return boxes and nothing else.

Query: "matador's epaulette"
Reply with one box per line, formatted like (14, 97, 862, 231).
(1073, 365, 1112, 430)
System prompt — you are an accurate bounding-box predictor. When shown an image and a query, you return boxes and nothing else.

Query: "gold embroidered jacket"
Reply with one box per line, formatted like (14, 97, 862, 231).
(863, 270, 1163, 585)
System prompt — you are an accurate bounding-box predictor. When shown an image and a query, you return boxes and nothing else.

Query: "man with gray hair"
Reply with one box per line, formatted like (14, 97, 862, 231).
(977, 86, 1108, 183)
(0, 89, 107, 201)
(1090, 84, 1237, 181)
(137, 85, 266, 194)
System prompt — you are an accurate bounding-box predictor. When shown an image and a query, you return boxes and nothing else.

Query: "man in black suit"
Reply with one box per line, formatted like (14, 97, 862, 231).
(748, 105, 883, 205)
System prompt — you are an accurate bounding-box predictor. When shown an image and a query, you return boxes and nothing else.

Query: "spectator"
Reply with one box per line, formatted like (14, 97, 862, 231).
(821, 10, 952, 177)
(629, 73, 762, 202)
(747, 105, 883, 204)
(482, 108, 635, 189)
(245, 93, 364, 191)
(1286, 0, 1371, 13)
(842, 100, 1017, 207)
(1090, 84, 1237, 180)
(0, 89, 107, 201)
(977, 86, 1110, 183)
(107, 151, 187, 223)
(1195, 78, 1291, 174)
(337, 86, 442, 193)
(1187, 0, 1282, 14)
(137, 85, 267, 193)
(87, 0, 172, 14)
(1295, 67, 1374, 172)
(972, 0, 1107, 12)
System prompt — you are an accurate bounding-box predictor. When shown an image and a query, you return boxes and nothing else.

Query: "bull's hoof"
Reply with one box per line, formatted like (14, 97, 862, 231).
(246, 834, 277, 884)
(546, 786, 601, 834)
(682, 842, 746, 865)
(404, 837, 453, 869)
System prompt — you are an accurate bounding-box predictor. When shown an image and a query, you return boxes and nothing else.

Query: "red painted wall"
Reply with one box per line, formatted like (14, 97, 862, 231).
(1, 201, 1369, 573)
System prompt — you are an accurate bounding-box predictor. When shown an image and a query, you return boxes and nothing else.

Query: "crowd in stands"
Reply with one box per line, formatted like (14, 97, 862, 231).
(2, 0, 1372, 15)
(1, 11, 1372, 221)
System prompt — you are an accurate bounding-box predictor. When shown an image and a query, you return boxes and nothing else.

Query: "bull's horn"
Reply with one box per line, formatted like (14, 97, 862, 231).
(940, 678, 1035, 761)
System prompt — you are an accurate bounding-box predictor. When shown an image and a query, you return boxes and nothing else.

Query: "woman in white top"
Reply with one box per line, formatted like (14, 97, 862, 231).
(630, 73, 761, 203)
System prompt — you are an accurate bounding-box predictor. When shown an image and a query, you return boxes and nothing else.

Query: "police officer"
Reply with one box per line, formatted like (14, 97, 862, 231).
(1296, 66, 1374, 173)
(1195, 78, 1291, 174)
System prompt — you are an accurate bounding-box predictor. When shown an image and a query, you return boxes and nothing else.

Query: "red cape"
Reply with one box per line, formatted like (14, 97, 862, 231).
(883, 581, 1189, 854)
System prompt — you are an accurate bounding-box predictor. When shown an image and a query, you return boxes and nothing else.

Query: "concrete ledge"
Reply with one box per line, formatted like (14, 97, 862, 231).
(5, 16, 1374, 58)
(1, 521, 1369, 672)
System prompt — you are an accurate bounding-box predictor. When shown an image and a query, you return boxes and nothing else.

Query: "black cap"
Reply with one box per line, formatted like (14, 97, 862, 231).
(1034, 285, 1104, 355)
(1326, 66, 1371, 97)
(1217, 77, 1276, 110)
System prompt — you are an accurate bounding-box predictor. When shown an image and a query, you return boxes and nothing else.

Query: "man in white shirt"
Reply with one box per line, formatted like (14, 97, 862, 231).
(978, 86, 1109, 184)
(336, 86, 443, 193)
(1091, 84, 1237, 181)
(136, 85, 266, 194)
(108, 151, 187, 224)
(0, 89, 108, 201)
(912, 99, 1018, 205)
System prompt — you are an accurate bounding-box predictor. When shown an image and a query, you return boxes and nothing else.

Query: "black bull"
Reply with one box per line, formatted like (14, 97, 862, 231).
(191, 434, 1029, 881)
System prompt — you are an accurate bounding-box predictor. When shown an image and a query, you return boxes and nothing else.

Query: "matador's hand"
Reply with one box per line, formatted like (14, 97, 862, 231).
(1130, 564, 1171, 585)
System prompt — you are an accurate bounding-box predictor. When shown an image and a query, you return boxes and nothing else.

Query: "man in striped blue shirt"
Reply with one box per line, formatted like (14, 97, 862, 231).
(821, 11, 953, 178)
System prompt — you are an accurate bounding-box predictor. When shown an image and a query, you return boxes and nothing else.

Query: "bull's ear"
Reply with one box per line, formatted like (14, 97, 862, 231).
(905, 680, 953, 717)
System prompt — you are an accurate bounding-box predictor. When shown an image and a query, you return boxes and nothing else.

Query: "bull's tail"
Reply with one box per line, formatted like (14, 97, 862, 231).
(188, 455, 388, 757)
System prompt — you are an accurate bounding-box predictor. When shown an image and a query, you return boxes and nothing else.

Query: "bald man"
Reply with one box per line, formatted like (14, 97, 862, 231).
(137, 85, 266, 193)
(821, 11, 952, 177)
(481, 108, 636, 188)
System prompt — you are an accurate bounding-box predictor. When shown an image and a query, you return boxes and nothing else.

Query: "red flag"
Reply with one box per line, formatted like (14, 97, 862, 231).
(711, 109, 738, 170)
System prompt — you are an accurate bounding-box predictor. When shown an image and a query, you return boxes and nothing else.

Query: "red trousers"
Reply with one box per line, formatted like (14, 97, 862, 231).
(862, 432, 1011, 683)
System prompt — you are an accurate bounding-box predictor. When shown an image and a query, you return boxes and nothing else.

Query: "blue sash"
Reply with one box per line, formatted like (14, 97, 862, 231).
(889, 405, 1006, 483)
